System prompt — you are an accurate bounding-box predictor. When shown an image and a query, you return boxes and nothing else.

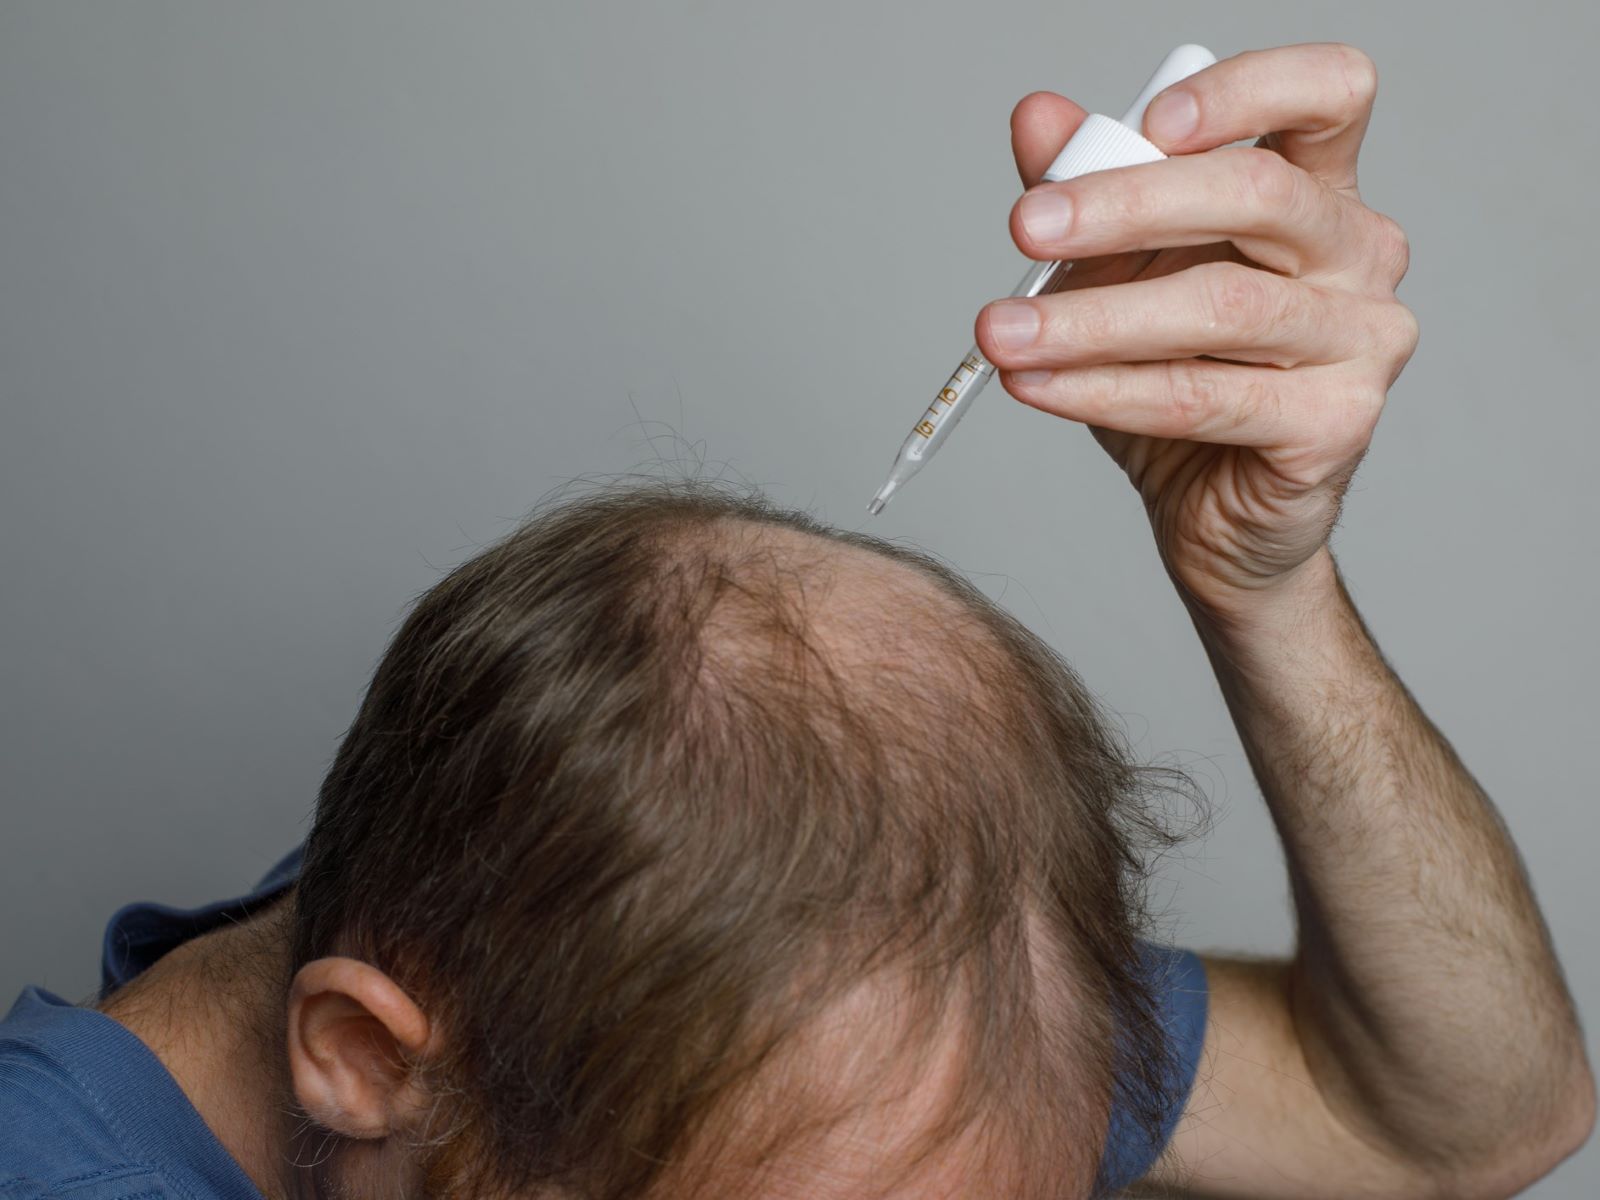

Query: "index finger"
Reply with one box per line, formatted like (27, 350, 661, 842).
(1140, 43, 1380, 194)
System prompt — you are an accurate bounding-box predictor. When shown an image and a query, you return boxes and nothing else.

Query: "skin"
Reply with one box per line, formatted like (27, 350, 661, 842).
(977, 40, 1595, 1198)
(102, 900, 455, 1198)
(97, 40, 1592, 1200)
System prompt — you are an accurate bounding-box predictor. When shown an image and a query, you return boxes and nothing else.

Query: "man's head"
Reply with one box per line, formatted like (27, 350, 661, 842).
(286, 481, 1189, 1199)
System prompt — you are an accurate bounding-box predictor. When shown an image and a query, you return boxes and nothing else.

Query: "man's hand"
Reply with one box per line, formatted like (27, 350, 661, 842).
(991, 43, 1594, 1199)
(976, 43, 1417, 622)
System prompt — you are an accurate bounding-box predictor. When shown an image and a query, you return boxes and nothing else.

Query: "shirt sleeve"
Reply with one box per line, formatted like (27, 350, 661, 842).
(254, 843, 306, 892)
(1095, 943, 1209, 1194)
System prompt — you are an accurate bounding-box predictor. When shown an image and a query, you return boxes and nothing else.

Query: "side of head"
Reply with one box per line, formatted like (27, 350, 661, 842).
(287, 481, 1191, 1199)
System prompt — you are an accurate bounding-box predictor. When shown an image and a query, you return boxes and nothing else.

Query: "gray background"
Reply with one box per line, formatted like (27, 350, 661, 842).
(2, 1, 1594, 1193)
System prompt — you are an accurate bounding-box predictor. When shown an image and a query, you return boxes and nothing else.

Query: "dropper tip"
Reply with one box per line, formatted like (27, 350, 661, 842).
(867, 478, 897, 515)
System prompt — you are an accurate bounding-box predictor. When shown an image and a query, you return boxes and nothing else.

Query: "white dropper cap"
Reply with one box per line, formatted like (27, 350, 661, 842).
(1038, 43, 1217, 184)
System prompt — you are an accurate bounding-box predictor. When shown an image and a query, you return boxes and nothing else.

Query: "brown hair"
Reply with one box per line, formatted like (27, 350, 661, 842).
(292, 480, 1195, 1198)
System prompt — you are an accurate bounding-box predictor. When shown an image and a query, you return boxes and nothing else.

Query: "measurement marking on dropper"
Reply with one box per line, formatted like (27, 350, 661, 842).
(912, 359, 989, 441)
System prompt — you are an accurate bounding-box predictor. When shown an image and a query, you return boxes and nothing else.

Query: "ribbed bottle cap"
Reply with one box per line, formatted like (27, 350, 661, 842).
(1038, 44, 1217, 184)
(1041, 114, 1167, 182)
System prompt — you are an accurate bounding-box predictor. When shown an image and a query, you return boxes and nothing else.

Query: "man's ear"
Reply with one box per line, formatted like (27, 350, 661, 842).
(286, 957, 435, 1138)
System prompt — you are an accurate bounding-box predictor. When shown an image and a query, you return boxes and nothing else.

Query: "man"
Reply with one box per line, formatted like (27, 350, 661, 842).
(2, 41, 1592, 1200)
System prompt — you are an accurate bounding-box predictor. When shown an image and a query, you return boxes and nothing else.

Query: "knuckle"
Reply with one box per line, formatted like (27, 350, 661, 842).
(1383, 304, 1421, 370)
(1370, 212, 1411, 287)
(1197, 261, 1289, 343)
(1162, 359, 1219, 424)
(1161, 360, 1276, 437)
(1064, 293, 1121, 346)
(1073, 170, 1149, 244)
(1236, 146, 1300, 212)
(1244, 374, 1283, 428)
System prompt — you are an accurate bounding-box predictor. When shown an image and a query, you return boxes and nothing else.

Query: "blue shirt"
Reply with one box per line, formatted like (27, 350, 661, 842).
(0, 848, 1207, 1197)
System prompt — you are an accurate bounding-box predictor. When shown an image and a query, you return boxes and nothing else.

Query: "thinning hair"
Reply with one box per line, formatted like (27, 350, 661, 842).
(291, 480, 1196, 1198)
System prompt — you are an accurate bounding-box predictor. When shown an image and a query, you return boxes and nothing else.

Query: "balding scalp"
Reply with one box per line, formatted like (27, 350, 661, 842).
(293, 480, 1197, 1199)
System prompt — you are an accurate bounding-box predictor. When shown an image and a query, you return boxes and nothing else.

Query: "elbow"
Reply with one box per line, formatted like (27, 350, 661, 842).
(1440, 1061, 1597, 1200)
(1527, 1060, 1596, 1185)
(1555, 1063, 1599, 1168)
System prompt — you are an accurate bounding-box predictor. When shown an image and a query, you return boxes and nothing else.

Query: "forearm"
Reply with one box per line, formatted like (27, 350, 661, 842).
(1189, 547, 1592, 1185)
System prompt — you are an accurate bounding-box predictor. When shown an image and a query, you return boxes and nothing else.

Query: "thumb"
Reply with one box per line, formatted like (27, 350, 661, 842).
(1010, 91, 1090, 189)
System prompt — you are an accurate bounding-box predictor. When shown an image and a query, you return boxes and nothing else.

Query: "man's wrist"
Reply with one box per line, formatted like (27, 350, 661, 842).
(1178, 547, 1353, 677)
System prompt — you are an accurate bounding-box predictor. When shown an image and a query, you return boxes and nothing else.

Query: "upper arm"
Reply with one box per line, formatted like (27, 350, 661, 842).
(1125, 955, 1436, 1200)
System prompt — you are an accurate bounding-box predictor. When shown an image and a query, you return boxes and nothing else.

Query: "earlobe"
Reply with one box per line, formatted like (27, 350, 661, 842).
(286, 957, 433, 1139)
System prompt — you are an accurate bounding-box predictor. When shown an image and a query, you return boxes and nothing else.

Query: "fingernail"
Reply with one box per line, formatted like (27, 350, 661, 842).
(1010, 369, 1053, 386)
(986, 302, 1040, 352)
(1144, 88, 1199, 144)
(1017, 190, 1073, 247)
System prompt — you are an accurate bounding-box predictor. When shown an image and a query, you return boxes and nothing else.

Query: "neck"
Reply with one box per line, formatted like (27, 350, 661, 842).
(98, 896, 303, 1199)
